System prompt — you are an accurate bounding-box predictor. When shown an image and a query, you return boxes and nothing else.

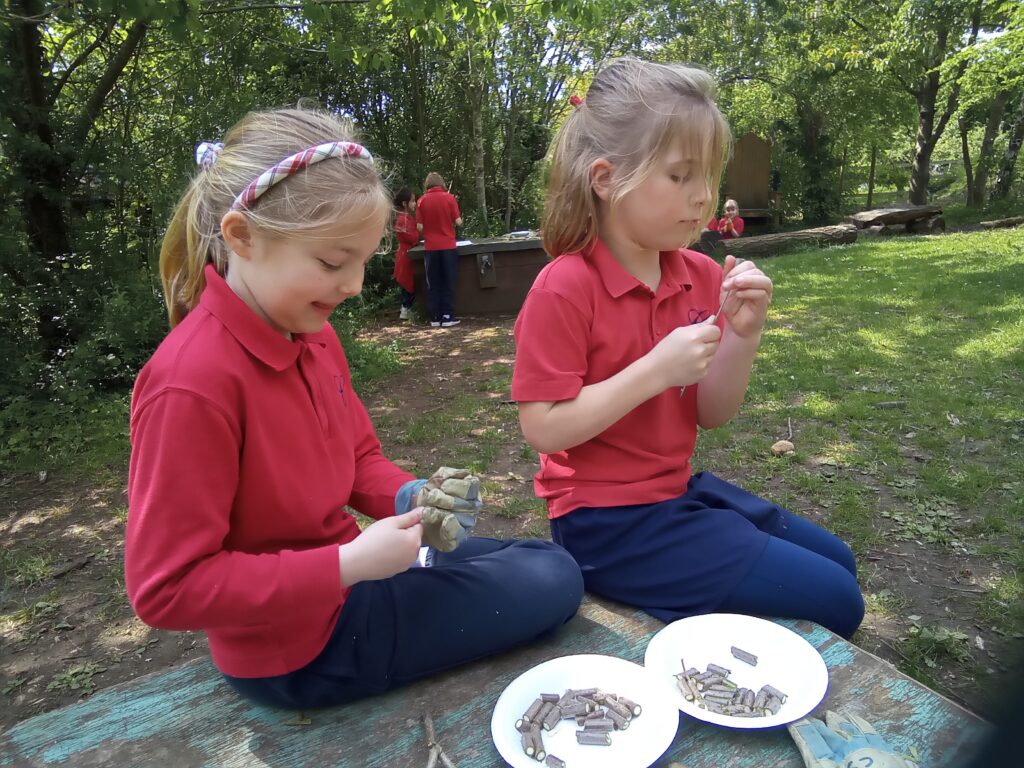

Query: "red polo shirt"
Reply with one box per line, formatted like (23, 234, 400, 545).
(416, 186, 461, 250)
(126, 265, 413, 678)
(512, 239, 724, 519)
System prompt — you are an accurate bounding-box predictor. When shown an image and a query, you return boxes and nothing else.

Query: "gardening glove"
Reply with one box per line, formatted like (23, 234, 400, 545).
(788, 710, 918, 768)
(394, 467, 481, 552)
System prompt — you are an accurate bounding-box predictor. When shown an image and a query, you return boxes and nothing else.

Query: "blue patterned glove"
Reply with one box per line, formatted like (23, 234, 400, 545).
(788, 711, 918, 768)
(395, 468, 480, 552)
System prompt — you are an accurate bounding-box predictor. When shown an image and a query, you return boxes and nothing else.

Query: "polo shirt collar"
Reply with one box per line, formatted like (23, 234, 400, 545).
(584, 238, 694, 298)
(199, 264, 328, 371)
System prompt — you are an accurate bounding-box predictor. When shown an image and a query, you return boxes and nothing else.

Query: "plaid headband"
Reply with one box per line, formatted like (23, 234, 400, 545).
(231, 141, 374, 211)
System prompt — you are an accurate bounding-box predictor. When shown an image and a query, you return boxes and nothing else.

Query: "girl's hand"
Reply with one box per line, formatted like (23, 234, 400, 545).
(338, 509, 423, 587)
(720, 255, 771, 338)
(646, 322, 722, 389)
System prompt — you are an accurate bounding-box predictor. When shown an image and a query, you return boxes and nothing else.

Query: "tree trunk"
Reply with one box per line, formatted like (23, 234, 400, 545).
(866, 144, 877, 209)
(718, 224, 858, 259)
(909, 75, 940, 205)
(470, 83, 488, 230)
(972, 90, 1010, 204)
(908, 4, 981, 205)
(837, 145, 847, 201)
(504, 84, 518, 232)
(992, 91, 1024, 200)
(960, 117, 976, 206)
(404, 29, 427, 179)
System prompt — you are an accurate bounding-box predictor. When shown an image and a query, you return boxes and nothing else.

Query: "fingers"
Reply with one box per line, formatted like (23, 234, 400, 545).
(395, 508, 424, 527)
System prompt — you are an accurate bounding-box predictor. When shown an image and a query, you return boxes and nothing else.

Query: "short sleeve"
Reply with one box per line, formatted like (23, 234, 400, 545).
(512, 288, 591, 403)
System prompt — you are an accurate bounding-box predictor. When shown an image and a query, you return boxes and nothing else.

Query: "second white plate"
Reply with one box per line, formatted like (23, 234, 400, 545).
(643, 613, 828, 728)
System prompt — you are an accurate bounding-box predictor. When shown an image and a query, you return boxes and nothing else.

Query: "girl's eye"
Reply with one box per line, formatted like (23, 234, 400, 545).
(318, 258, 342, 272)
(670, 175, 681, 183)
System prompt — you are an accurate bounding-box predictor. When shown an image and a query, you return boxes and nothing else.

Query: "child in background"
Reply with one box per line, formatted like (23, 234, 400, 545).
(392, 186, 419, 320)
(416, 172, 463, 327)
(127, 108, 582, 709)
(716, 198, 744, 238)
(512, 59, 863, 639)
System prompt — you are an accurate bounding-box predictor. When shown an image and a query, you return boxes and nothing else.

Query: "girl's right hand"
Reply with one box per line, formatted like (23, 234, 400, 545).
(647, 323, 722, 388)
(338, 509, 423, 587)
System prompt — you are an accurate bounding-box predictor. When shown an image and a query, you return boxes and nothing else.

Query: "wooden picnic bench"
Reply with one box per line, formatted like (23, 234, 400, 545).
(1, 596, 988, 767)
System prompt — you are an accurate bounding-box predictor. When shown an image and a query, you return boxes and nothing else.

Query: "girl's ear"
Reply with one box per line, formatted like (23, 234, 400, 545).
(589, 158, 615, 201)
(221, 210, 255, 260)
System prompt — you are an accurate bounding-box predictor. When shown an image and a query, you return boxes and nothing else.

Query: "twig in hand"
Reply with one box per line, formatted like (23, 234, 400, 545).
(424, 713, 458, 768)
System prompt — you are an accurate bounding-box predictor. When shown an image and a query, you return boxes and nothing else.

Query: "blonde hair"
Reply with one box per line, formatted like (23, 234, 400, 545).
(724, 198, 739, 210)
(543, 58, 732, 257)
(424, 171, 445, 190)
(159, 107, 390, 326)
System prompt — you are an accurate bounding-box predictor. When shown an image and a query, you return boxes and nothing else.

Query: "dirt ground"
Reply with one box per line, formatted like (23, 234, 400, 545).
(0, 314, 1017, 729)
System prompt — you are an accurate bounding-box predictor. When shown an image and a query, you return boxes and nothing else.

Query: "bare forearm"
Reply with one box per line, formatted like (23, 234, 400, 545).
(696, 329, 761, 428)
(520, 355, 665, 454)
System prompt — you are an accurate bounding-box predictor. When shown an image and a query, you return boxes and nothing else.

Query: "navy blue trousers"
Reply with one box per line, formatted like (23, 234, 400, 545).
(424, 248, 458, 322)
(550, 471, 864, 639)
(224, 538, 583, 709)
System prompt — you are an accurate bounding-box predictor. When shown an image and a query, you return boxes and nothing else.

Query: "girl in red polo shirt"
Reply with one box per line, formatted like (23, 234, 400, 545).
(126, 107, 582, 709)
(513, 59, 863, 638)
(716, 198, 745, 238)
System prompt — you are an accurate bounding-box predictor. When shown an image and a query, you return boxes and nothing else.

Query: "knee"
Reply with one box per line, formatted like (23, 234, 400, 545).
(832, 539, 858, 579)
(826, 572, 865, 639)
(518, 540, 584, 620)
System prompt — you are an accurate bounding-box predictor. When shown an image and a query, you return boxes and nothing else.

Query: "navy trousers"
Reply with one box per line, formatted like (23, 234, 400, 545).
(224, 538, 583, 709)
(550, 471, 864, 639)
(424, 248, 458, 322)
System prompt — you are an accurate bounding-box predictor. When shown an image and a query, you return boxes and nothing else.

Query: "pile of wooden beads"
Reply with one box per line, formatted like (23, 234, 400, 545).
(515, 687, 643, 764)
(675, 648, 787, 718)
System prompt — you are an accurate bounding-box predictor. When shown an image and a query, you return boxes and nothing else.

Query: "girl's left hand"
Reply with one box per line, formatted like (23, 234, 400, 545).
(720, 254, 771, 338)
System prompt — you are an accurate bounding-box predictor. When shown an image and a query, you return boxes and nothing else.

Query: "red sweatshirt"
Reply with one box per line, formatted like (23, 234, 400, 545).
(416, 186, 461, 250)
(125, 265, 413, 677)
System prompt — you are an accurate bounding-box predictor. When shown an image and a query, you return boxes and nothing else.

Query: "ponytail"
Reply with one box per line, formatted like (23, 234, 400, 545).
(158, 177, 225, 327)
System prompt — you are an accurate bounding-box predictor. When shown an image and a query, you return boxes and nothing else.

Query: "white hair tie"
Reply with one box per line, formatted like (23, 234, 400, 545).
(195, 142, 223, 168)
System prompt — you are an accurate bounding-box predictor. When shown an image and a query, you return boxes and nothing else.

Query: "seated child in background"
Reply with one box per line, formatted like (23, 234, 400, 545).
(716, 198, 744, 238)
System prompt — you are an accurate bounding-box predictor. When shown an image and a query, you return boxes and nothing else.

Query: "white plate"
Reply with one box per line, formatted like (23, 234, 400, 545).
(490, 654, 679, 768)
(643, 613, 828, 729)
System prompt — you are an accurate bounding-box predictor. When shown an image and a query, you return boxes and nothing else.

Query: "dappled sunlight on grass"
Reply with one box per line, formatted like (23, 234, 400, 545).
(953, 317, 1024, 362)
(802, 392, 839, 418)
(853, 328, 903, 361)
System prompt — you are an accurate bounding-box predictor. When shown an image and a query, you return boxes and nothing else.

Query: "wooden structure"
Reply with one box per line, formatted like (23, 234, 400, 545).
(715, 224, 859, 259)
(1, 596, 989, 767)
(408, 236, 548, 316)
(847, 205, 945, 234)
(723, 132, 772, 221)
(979, 215, 1024, 229)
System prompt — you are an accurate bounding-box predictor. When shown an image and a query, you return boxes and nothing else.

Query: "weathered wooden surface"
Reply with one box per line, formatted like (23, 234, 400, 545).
(979, 215, 1024, 229)
(712, 224, 858, 259)
(847, 205, 943, 228)
(1, 598, 989, 768)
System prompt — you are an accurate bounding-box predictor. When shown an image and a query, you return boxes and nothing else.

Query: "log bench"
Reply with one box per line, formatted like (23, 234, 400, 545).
(0, 597, 989, 767)
(847, 205, 946, 234)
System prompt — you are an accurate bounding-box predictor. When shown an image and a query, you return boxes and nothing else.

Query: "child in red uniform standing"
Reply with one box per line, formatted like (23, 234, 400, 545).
(126, 108, 582, 709)
(512, 60, 863, 638)
(392, 186, 419, 320)
(416, 172, 463, 327)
